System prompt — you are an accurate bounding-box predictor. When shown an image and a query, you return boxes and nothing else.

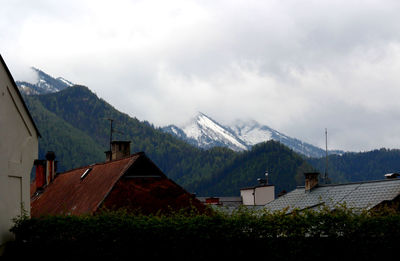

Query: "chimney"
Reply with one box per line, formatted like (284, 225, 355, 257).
(34, 159, 46, 191)
(105, 150, 112, 162)
(109, 141, 131, 161)
(304, 172, 319, 191)
(45, 151, 56, 184)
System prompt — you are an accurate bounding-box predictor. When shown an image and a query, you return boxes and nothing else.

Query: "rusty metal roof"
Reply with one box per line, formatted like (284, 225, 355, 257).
(102, 177, 205, 215)
(31, 152, 206, 216)
(31, 153, 141, 217)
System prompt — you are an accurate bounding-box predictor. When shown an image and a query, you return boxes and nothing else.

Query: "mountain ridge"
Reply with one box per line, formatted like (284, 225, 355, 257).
(17, 67, 399, 196)
(16, 67, 343, 158)
(16, 67, 74, 95)
(22, 83, 313, 196)
(163, 112, 344, 158)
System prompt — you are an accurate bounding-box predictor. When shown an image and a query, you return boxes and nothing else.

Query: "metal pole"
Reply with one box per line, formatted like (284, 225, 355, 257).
(325, 128, 328, 184)
(108, 119, 113, 152)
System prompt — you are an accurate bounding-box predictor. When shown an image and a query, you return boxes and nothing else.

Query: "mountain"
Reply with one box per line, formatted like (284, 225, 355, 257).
(16, 67, 74, 95)
(163, 112, 248, 151)
(163, 112, 343, 158)
(16, 69, 342, 158)
(194, 141, 314, 196)
(229, 119, 344, 157)
(22, 83, 314, 196)
(308, 148, 400, 183)
(18, 69, 400, 197)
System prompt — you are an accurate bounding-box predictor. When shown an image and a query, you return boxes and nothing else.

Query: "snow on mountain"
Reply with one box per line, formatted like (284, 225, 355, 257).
(229, 119, 273, 146)
(57, 77, 74, 87)
(184, 113, 248, 151)
(163, 112, 343, 158)
(230, 119, 331, 157)
(163, 113, 248, 151)
(16, 68, 74, 95)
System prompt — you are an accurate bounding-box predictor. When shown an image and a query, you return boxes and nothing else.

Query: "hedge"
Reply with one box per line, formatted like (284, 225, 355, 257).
(4, 206, 400, 260)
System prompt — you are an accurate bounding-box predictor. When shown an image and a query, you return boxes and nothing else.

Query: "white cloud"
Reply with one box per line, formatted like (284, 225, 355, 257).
(2, 0, 400, 151)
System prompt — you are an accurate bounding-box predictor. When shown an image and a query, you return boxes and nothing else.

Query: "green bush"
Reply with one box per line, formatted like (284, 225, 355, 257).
(4, 206, 400, 260)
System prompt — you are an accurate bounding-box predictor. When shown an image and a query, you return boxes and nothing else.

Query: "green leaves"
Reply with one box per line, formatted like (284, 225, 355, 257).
(8, 207, 400, 260)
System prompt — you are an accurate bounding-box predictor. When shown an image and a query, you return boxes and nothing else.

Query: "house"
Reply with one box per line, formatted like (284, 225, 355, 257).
(264, 172, 400, 213)
(31, 141, 205, 217)
(197, 174, 275, 212)
(0, 55, 40, 248)
(240, 172, 275, 206)
(240, 184, 275, 206)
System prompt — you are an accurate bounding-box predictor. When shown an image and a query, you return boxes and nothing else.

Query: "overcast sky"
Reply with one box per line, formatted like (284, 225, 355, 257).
(2, 0, 400, 152)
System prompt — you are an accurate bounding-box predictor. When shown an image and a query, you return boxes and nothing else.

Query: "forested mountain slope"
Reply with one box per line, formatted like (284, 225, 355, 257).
(308, 149, 400, 183)
(23, 85, 318, 196)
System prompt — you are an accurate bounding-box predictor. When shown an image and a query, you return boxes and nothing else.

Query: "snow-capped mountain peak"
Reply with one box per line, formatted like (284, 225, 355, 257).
(57, 77, 74, 87)
(182, 112, 248, 151)
(162, 112, 248, 151)
(16, 67, 74, 95)
(163, 112, 343, 157)
(229, 119, 273, 146)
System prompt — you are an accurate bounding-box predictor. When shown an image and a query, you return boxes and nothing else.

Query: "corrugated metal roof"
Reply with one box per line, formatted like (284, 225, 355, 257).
(264, 179, 400, 213)
(31, 154, 141, 216)
(31, 152, 206, 216)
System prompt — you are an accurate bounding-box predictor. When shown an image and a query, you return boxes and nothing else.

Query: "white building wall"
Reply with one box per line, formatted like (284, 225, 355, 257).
(240, 189, 255, 205)
(254, 186, 275, 205)
(0, 59, 38, 247)
(241, 186, 275, 206)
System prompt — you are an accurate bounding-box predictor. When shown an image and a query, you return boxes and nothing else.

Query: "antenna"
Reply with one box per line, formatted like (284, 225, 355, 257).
(107, 118, 114, 152)
(324, 128, 329, 184)
(106, 118, 125, 151)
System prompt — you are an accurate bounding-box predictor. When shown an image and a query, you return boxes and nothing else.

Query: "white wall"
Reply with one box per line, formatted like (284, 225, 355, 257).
(240, 189, 255, 205)
(254, 186, 275, 205)
(0, 61, 38, 247)
(241, 186, 275, 206)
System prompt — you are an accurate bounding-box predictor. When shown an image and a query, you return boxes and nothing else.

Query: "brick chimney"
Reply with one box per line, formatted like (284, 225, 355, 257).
(304, 172, 319, 191)
(105, 141, 131, 161)
(45, 151, 56, 184)
(34, 159, 46, 191)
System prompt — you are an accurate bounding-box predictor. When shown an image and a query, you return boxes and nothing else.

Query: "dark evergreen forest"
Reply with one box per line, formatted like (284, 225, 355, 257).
(24, 85, 400, 196)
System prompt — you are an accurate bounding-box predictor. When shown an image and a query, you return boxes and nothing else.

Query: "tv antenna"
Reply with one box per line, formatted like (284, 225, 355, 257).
(258, 171, 269, 185)
(106, 118, 124, 151)
(107, 118, 114, 152)
(324, 128, 329, 184)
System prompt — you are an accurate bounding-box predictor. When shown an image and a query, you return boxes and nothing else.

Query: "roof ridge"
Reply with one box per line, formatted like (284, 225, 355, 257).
(295, 178, 400, 189)
(318, 178, 400, 187)
(58, 152, 144, 175)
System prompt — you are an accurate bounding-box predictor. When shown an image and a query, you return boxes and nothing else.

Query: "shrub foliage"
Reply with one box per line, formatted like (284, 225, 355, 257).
(5, 207, 400, 260)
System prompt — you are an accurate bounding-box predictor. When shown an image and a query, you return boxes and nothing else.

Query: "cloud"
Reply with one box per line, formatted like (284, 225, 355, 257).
(2, 0, 400, 151)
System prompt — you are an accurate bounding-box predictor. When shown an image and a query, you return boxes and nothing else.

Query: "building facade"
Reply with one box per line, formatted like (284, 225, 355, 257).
(240, 185, 275, 206)
(0, 55, 40, 247)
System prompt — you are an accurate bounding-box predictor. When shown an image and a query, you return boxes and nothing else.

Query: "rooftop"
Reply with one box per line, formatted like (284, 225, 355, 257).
(264, 178, 400, 213)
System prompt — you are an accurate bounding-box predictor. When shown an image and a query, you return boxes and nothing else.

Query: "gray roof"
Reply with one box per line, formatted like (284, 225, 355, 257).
(264, 178, 400, 213)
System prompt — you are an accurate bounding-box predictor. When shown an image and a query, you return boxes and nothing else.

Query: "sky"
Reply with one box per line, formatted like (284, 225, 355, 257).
(2, 0, 400, 152)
